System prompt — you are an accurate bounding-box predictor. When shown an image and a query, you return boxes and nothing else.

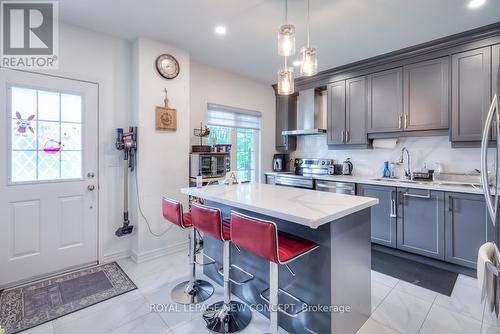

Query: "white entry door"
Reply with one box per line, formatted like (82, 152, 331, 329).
(0, 69, 98, 287)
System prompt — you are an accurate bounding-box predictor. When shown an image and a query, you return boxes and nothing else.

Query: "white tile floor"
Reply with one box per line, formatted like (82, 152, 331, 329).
(19, 251, 499, 334)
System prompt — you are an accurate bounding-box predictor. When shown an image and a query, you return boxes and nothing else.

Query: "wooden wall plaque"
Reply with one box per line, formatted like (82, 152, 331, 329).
(155, 96, 176, 131)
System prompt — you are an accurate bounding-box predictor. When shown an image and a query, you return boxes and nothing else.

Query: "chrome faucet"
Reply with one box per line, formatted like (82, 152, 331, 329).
(398, 147, 412, 180)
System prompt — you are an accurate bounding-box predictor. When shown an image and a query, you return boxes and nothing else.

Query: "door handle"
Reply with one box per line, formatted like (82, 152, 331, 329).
(88, 185, 96, 191)
(403, 190, 431, 199)
(390, 191, 397, 218)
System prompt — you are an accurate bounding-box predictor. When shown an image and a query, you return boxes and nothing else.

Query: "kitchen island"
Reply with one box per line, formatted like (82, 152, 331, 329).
(181, 183, 378, 334)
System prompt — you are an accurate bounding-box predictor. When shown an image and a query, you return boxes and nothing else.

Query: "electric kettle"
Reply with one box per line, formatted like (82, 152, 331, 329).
(342, 158, 353, 175)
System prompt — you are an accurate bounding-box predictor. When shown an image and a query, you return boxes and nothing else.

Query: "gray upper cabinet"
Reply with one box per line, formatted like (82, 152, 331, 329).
(276, 94, 297, 152)
(397, 188, 445, 260)
(346, 77, 367, 144)
(367, 68, 403, 133)
(445, 192, 494, 269)
(327, 81, 346, 145)
(403, 57, 450, 131)
(451, 47, 492, 142)
(357, 184, 397, 248)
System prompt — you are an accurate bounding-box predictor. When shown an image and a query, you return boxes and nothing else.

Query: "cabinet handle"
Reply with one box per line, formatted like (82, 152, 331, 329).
(390, 190, 397, 218)
(345, 130, 350, 143)
(403, 190, 431, 199)
(404, 114, 408, 129)
(448, 196, 453, 212)
(398, 115, 402, 129)
(341, 130, 345, 143)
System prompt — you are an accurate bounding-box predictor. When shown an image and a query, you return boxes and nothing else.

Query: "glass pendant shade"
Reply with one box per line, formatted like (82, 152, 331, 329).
(300, 46, 318, 76)
(278, 24, 296, 56)
(277, 67, 294, 95)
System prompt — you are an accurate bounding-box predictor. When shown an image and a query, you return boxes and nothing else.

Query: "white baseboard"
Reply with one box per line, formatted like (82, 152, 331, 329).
(101, 249, 131, 263)
(130, 240, 189, 263)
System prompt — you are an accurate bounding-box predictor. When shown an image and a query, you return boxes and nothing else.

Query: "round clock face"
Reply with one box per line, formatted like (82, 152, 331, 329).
(156, 54, 180, 79)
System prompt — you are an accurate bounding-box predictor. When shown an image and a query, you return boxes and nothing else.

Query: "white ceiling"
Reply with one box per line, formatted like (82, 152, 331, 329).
(59, 0, 500, 84)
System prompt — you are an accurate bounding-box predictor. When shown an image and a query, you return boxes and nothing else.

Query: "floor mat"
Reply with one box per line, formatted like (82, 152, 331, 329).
(372, 249, 458, 296)
(0, 262, 137, 334)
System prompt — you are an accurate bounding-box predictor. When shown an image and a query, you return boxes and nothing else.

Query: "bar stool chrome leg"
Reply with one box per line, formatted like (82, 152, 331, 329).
(171, 228, 214, 304)
(269, 261, 279, 334)
(202, 240, 252, 333)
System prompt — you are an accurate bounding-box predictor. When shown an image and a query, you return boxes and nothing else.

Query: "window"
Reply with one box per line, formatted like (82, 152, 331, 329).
(9, 86, 83, 183)
(207, 104, 261, 183)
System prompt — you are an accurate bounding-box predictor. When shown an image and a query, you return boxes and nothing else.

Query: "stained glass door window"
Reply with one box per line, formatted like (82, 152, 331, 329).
(9, 86, 83, 183)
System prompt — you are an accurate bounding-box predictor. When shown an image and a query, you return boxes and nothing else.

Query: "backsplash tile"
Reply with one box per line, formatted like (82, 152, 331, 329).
(291, 135, 482, 178)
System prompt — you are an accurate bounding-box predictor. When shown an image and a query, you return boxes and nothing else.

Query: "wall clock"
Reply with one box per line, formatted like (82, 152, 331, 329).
(155, 54, 180, 79)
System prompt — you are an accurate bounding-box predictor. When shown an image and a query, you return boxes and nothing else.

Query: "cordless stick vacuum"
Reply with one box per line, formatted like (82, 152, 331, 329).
(115, 127, 138, 237)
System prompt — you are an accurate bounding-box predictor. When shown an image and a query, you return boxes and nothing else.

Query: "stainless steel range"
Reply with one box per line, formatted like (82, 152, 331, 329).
(273, 158, 339, 189)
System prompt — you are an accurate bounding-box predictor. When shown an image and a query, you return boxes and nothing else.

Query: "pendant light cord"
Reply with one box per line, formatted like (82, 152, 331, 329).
(284, 0, 288, 23)
(307, 0, 310, 47)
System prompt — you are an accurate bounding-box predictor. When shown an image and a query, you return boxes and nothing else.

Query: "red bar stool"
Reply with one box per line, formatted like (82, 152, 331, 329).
(230, 211, 319, 334)
(190, 203, 252, 333)
(162, 197, 214, 304)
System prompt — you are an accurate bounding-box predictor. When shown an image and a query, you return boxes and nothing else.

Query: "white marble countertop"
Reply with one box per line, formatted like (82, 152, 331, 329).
(265, 172, 486, 195)
(181, 183, 379, 229)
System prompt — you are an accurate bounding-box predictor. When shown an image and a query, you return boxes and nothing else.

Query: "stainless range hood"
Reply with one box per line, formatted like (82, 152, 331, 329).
(282, 88, 326, 136)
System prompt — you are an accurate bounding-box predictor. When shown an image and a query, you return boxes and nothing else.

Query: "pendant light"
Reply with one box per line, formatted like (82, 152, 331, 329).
(277, 57, 294, 95)
(300, 0, 318, 76)
(278, 0, 295, 56)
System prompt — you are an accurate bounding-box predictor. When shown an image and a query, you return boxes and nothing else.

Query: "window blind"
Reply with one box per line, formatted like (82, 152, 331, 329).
(207, 103, 261, 130)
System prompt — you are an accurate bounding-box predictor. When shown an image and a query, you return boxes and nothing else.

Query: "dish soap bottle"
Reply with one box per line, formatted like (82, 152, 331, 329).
(383, 161, 391, 178)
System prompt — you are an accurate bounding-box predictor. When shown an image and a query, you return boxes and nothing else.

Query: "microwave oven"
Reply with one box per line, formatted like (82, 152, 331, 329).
(190, 152, 230, 178)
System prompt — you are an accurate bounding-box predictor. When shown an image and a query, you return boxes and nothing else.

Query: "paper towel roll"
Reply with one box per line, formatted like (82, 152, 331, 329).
(372, 138, 398, 149)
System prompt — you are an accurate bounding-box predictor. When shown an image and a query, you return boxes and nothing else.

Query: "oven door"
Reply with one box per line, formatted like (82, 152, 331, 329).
(200, 156, 213, 176)
(315, 180, 356, 195)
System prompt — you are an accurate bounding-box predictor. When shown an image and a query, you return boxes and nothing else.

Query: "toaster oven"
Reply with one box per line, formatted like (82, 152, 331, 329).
(190, 152, 230, 178)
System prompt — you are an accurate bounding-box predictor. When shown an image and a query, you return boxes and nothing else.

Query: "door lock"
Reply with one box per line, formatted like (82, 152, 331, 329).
(88, 185, 95, 191)
(87, 172, 95, 178)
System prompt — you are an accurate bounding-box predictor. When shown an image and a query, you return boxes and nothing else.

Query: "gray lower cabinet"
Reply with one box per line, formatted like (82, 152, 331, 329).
(403, 57, 450, 131)
(357, 184, 397, 247)
(451, 47, 492, 142)
(265, 174, 276, 185)
(367, 68, 403, 133)
(444, 192, 494, 269)
(397, 188, 445, 260)
(276, 94, 297, 152)
(327, 81, 346, 145)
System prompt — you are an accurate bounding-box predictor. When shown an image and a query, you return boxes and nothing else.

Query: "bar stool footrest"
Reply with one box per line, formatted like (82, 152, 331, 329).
(260, 287, 308, 317)
(217, 264, 254, 285)
(194, 253, 216, 266)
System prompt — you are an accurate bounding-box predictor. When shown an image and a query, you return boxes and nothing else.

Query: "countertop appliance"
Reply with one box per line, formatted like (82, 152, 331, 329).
(294, 158, 341, 176)
(273, 153, 289, 172)
(190, 152, 230, 179)
(315, 180, 356, 195)
(342, 158, 353, 175)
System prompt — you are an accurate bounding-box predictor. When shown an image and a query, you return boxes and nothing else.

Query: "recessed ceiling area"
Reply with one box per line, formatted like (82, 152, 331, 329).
(59, 0, 500, 83)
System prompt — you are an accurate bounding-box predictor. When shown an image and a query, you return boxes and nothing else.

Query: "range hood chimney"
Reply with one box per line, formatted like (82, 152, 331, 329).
(282, 88, 326, 136)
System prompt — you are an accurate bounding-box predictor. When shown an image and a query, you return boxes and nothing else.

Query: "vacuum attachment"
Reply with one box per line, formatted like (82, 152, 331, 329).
(115, 212, 134, 236)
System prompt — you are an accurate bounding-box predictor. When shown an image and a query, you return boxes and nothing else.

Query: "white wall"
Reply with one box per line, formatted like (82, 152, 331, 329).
(131, 38, 191, 260)
(44, 23, 134, 261)
(189, 61, 276, 182)
(292, 135, 482, 178)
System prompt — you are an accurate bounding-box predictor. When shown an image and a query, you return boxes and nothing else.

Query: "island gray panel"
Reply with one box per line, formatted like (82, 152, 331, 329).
(202, 201, 371, 334)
